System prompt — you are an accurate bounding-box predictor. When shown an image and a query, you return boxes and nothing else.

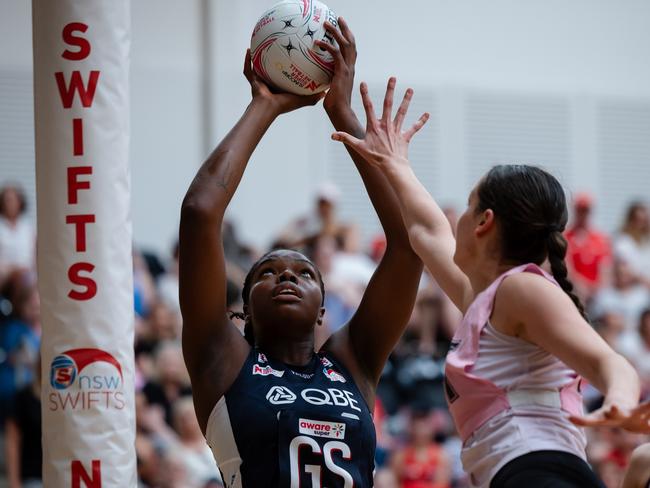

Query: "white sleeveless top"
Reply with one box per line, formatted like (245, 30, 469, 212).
(461, 321, 587, 487)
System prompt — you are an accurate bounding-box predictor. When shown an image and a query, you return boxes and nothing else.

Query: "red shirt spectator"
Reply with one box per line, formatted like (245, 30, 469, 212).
(565, 193, 611, 299)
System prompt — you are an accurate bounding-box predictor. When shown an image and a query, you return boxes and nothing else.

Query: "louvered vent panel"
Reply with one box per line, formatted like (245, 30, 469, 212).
(465, 92, 571, 188)
(598, 101, 650, 232)
(0, 71, 36, 219)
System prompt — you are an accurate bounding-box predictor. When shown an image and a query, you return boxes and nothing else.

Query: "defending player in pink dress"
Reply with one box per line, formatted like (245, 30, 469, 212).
(332, 79, 648, 487)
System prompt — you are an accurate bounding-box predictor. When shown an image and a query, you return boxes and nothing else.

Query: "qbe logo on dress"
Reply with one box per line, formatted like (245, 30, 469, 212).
(266, 386, 296, 405)
(299, 418, 346, 439)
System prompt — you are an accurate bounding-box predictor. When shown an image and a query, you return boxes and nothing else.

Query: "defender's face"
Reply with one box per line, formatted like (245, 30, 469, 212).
(453, 189, 480, 273)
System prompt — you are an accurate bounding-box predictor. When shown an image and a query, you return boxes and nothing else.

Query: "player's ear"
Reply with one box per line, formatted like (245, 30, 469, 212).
(475, 209, 495, 237)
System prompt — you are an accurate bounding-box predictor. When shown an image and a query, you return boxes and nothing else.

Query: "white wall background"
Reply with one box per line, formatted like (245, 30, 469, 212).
(2, 0, 649, 257)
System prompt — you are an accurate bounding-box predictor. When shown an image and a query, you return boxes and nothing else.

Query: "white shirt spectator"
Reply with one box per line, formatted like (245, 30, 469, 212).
(330, 251, 377, 288)
(0, 215, 35, 272)
(591, 285, 650, 332)
(614, 233, 650, 280)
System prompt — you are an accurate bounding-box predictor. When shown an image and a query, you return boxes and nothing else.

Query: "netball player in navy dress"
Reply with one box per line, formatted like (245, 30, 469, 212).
(179, 20, 428, 487)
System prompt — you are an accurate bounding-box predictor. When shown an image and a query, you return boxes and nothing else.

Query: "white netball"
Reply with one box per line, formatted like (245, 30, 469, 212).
(250, 0, 337, 95)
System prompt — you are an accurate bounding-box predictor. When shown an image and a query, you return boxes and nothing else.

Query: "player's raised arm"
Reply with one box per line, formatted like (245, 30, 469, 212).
(331, 81, 474, 312)
(179, 50, 323, 430)
(316, 19, 423, 387)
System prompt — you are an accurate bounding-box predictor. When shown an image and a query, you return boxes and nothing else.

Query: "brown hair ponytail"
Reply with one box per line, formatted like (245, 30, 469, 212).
(546, 231, 588, 321)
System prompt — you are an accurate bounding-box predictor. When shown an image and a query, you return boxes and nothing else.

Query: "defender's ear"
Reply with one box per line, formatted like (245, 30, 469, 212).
(475, 209, 496, 237)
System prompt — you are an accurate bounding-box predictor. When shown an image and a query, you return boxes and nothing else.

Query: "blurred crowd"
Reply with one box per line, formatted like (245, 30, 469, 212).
(0, 181, 649, 488)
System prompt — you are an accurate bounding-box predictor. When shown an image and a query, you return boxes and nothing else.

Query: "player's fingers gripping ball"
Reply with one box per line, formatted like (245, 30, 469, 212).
(250, 0, 337, 95)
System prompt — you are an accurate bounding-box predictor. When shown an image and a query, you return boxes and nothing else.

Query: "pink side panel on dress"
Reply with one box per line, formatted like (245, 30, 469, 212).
(445, 263, 583, 442)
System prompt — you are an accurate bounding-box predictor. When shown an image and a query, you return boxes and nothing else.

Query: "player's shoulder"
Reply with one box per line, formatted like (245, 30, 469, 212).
(498, 268, 560, 306)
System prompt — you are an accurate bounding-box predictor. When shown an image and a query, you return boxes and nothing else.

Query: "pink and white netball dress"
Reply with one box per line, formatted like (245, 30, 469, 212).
(206, 349, 375, 487)
(444, 264, 587, 487)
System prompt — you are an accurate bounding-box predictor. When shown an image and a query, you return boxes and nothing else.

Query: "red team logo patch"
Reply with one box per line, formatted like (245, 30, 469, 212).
(322, 368, 346, 383)
(253, 364, 285, 377)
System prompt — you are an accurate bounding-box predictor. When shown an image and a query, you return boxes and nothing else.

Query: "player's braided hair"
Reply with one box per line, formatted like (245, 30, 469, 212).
(228, 250, 326, 346)
(476, 164, 587, 320)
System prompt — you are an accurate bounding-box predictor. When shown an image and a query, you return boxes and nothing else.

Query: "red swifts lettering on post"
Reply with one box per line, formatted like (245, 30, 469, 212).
(58, 22, 98, 302)
(68, 167, 92, 204)
(55, 71, 100, 109)
(66, 215, 95, 252)
(71, 459, 102, 488)
(62, 23, 91, 61)
(73, 118, 84, 156)
(68, 263, 97, 301)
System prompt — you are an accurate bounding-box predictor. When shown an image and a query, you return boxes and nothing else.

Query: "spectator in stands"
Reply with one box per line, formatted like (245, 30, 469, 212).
(172, 397, 222, 487)
(157, 241, 181, 314)
(133, 247, 157, 318)
(330, 223, 377, 289)
(593, 312, 627, 348)
(590, 428, 640, 488)
(614, 201, 650, 285)
(565, 192, 611, 302)
(142, 341, 192, 426)
(0, 271, 40, 421)
(222, 220, 256, 286)
(0, 184, 35, 289)
(276, 182, 345, 248)
(590, 258, 650, 332)
(306, 234, 355, 347)
(622, 443, 650, 488)
(617, 309, 650, 394)
(135, 434, 164, 488)
(390, 408, 452, 488)
(5, 357, 41, 488)
(377, 288, 450, 417)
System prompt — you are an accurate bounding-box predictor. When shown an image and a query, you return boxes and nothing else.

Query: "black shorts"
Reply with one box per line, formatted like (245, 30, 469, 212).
(490, 450, 605, 488)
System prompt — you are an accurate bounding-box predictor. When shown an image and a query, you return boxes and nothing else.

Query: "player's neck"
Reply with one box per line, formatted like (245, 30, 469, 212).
(256, 339, 315, 367)
(466, 254, 509, 294)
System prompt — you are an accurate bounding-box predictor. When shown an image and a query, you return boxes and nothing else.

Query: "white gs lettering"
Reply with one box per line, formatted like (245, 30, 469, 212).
(288, 436, 353, 488)
(289, 436, 321, 488)
(324, 441, 353, 487)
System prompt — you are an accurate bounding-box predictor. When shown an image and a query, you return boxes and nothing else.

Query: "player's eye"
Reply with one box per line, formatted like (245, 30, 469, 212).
(301, 269, 314, 278)
(260, 267, 275, 276)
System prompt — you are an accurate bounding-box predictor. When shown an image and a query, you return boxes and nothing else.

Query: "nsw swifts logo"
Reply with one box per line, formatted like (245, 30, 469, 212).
(49, 348, 125, 411)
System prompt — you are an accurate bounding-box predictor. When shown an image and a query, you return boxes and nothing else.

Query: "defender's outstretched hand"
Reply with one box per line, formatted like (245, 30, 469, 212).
(243, 49, 324, 115)
(570, 400, 650, 434)
(330, 78, 430, 167)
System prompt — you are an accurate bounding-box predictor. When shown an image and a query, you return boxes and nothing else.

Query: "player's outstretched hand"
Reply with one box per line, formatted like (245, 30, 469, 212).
(243, 49, 324, 115)
(331, 77, 429, 169)
(570, 400, 650, 434)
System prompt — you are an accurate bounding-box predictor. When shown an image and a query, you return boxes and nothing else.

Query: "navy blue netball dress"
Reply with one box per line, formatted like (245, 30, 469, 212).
(205, 347, 376, 487)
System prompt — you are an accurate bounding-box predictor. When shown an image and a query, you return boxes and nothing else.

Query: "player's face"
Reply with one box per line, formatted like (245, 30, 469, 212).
(248, 250, 324, 335)
(453, 188, 480, 272)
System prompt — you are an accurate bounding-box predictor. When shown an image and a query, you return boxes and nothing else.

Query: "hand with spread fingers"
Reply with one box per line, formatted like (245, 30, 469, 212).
(243, 49, 324, 115)
(330, 77, 430, 168)
(570, 400, 650, 434)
